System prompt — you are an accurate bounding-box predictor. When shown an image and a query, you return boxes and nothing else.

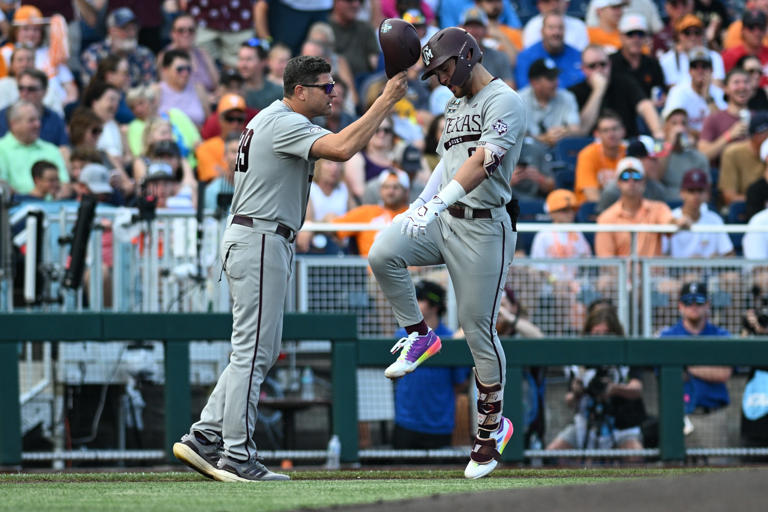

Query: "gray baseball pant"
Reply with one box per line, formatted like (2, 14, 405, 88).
(192, 221, 293, 461)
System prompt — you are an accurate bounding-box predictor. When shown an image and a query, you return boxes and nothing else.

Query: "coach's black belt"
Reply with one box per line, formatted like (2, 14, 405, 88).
(232, 215, 295, 241)
(447, 204, 492, 219)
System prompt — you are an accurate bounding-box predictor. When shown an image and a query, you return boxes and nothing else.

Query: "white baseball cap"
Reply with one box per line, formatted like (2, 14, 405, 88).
(593, 0, 626, 9)
(619, 13, 648, 33)
(616, 156, 645, 177)
(79, 163, 114, 194)
(378, 168, 410, 190)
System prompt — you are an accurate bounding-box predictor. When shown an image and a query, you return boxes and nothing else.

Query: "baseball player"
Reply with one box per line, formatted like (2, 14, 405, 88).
(368, 27, 526, 479)
(174, 55, 408, 482)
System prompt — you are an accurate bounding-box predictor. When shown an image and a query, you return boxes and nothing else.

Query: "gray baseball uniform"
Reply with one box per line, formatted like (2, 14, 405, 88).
(192, 99, 331, 461)
(369, 79, 526, 386)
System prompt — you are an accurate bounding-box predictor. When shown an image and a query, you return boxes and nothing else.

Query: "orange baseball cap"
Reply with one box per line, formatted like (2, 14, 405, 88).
(13, 5, 45, 25)
(217, 93, 246, 114)
(676, 14, 703, 33)
(546, 189, 577, 213)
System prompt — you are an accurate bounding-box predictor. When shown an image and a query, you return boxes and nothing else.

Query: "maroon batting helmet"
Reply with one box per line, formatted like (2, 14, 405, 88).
(420, 27, 482, 87)
(378, 18, 421, 78)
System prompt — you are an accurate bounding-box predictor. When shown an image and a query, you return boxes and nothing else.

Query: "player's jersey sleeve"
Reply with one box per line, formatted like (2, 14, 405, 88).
(478, 87, 525, 152)
(273, 112, 331, 160)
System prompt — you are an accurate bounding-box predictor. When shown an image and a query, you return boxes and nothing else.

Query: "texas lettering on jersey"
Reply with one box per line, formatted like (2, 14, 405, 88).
(443, 113, 482, 150)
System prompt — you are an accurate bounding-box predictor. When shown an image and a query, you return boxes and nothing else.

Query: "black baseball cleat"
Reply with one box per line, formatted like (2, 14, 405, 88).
(173, 432, 223, 480)
(213, 454, 290, 482)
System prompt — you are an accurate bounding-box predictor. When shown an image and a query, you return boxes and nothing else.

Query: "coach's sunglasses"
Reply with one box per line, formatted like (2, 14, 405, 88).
(301, 82, 336, 94)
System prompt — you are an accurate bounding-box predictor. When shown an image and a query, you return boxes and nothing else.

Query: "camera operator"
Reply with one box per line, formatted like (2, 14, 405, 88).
(546, 304, 646, 460)
(741, 286, 768, 458)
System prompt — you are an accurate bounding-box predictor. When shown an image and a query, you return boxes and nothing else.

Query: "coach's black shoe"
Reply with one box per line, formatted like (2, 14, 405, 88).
(173, 431, 222, 480)
(213, 454, 290, 482)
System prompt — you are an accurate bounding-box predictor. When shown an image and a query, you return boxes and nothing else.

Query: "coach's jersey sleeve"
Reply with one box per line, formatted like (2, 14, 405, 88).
(273, 112, 331, 160)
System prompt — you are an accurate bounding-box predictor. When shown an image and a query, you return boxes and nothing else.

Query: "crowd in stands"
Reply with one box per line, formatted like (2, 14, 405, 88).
(0, 0, 766, 262)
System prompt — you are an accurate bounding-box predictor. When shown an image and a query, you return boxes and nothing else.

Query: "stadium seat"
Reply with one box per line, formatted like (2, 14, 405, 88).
(566, 0, 590, 19)
(553, 165, 575, 191)
(516, 198, 549, 254)
(553, 136, 593, 173)
(727, 201, 747, 255)
(576, 201, 598, 249)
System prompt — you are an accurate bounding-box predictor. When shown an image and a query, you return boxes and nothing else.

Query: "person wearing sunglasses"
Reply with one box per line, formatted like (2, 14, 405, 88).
(722, 9, 768, 88)
(735, 54, 768, 111)
(663, 47, 726, 137)
(660, 14, 726, 89)
(652, 0, 694, 56)
(196, 94, 249, 183)
(659, 282, 732, 452)
(595, 156, 691, 258)
(160, 13, 219, 94)
(158, 49, 209, 128)
(174, 55, 407, 482)
(609, 13, 666, 108)
(586, 0, 627, 54)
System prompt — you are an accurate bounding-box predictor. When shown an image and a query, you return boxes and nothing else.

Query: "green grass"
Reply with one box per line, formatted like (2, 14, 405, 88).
(0, 468, 728, 512)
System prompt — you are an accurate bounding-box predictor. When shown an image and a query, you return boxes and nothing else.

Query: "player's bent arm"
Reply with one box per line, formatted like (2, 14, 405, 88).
(310, 72, 407, 161)
(451, 146, 496, 195)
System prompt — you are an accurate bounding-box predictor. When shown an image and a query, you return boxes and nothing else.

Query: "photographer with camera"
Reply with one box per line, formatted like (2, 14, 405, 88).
(660, 281, 732, 450)
(741, 285, 768, 458)
(546, 304, 646, 460)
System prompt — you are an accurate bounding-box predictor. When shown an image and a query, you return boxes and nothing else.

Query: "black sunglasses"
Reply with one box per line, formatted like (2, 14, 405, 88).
(690, 61, 712, 70)
(175, 65, 192, 73)
(745, 67, 763, 75)
(300, 82, 335, 94)
(585, 61, 608, 70)
(682, 27, 703, 36)
(18, 85, 41, 93)
(618, 170, 643, 181)
(224, 113, 246, 123)
(625, 30, 647, 38)
(680, 294, 707, 306)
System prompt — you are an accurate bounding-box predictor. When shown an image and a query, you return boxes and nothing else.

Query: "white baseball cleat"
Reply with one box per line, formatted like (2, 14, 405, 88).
(464, 416, 514, 479)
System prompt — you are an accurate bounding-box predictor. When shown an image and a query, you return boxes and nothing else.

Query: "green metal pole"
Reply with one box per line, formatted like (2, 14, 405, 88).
(0, 342, 21, 466)
(503, 365, 524, 462)
(164, 340, 190, 460)
(331, 340, 359, 463)
(659, 365, 685, 461)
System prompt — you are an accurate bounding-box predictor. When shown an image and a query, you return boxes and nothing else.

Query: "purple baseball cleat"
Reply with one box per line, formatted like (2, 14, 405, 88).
(384, 329, 442, 379)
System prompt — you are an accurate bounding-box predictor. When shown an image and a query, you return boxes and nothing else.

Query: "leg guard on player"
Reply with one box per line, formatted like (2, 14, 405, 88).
(465, 369, 514, 479)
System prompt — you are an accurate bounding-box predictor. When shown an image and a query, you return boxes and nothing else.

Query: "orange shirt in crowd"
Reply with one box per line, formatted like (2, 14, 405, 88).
(333, 204, 406, 257)
(195, 136, 225, 182)
(573, 141, 626, 205)
(595, 199, 674, 257)
(587, 27, 622, 53)
(498, 25, 523, 50)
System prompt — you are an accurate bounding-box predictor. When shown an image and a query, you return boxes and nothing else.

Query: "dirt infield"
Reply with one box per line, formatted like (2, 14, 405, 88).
(310, 467, 768, 512)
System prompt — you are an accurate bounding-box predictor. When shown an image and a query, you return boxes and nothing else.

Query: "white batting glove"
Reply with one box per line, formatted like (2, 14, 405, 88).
(393, 198, 425, 224)
(401, 196, 447, 239)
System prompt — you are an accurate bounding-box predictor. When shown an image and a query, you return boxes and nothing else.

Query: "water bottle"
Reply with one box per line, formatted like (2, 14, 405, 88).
(325, 434, 341, 470)
(301, 367, 315, 400)
(529, 432, 543, 468)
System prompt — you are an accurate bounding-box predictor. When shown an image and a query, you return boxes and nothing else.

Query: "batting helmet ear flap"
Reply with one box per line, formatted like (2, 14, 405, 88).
(450, 37, 482, 87)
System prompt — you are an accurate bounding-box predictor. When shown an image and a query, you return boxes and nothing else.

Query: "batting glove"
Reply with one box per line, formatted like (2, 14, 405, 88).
(393, 198, 426, 224)
(402, 196, 447, 239)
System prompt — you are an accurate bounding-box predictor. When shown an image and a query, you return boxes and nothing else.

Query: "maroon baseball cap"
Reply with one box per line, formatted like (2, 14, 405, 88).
(681, 168, 709, 190)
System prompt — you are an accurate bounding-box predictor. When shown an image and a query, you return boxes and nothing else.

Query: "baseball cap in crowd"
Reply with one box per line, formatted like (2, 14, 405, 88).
(150, 139, 181, 157)
(626, 135, 660, 158)
(461, 6, 488, 26)
(108, 7, 137, 28)
(528, 57, 559, 80)
(618, 13, 648, 34)
(616, 156, 645, 178)
(742, 9, 768, 29)
(12, 5, 44, 25)
(545, 189, 577, 213)
(145, 161, 175, 182)
(662, 106, 687, 122)
(402, 8, 426, 26)
(397, 144, 422, 173)
(217, 93, 247, 114)
(414, 280, 446, 313)
(688, 46, 712, 65)
(681, 168, 709, 190)
(220, 69, 243, 87)
(378, 168, 410, 190)
(79, 163, 114, 195)
(593, 0, 626, 9)
(750, 111, 768, 135)
(679, 282, 708, 305)
(675, 14, 703, 33)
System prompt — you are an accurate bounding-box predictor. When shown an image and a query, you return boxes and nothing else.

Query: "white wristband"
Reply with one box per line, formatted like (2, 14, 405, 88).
(435, 179, 466, 207)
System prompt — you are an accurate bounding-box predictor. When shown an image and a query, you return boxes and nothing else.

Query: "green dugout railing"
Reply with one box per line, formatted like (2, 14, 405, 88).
(2, 313, 768, 466)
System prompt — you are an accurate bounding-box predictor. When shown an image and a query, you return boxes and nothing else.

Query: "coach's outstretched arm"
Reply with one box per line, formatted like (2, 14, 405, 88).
(310, 72, 408, 161)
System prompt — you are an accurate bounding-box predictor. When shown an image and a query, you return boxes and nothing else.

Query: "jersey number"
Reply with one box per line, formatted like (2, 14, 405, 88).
(236, 129, 254, 173)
